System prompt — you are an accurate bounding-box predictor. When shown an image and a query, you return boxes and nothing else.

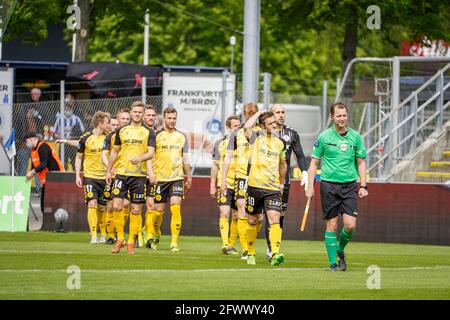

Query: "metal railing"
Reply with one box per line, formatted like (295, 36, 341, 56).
(362, 62, 450, 180)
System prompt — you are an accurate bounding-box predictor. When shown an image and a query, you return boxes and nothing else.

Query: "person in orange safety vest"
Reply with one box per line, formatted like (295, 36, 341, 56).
(24, 132, 64, 212)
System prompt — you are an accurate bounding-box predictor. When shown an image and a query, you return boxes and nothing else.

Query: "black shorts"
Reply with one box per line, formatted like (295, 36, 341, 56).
(111, 174, 147, 204)
(320, 180, 358, 220)
(246, 186, 282, 215)
(281, 184, 290, 211)
(146, 179, 155, 198)
(217, 188, 237, 210)
(103, 183, 112, 201)
(234, 178, 248, 200)
(154, 180, 184, 204)
(108, 178, 130, 202)
(83, 177, 107, 205)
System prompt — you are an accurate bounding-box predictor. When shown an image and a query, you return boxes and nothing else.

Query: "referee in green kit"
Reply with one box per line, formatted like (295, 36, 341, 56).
(306, 102, 368, 272)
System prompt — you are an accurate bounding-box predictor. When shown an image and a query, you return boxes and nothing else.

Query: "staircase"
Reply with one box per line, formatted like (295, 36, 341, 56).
(416, 150, 450, 183)
(361, 61, 450, 181)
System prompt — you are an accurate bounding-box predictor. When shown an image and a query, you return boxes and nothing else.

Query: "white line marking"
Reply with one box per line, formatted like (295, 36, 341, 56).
(0, 266, 449, 273)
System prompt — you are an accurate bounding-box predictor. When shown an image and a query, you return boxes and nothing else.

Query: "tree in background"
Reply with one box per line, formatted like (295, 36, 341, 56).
(264, 0, 450, 95)
(4, 1, 450, 95)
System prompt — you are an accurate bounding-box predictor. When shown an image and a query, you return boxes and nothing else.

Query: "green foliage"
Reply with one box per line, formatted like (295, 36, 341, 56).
(5, 0, 65, 44)
(3, 0, 450, 95)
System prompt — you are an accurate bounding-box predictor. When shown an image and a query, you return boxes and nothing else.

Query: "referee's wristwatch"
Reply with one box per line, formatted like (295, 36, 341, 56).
(360, 185, 368, 190)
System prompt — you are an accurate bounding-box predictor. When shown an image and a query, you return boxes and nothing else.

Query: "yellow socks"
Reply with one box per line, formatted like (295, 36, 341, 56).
(122, 207, 130, 225)
(219, 217, 229, 246)
(97, 209, 106, 238)
(238, 218, 248, 252)
(128, 213, 140, 244)
(170, 204, 181, 247)
(153, 210, 164, 238)
(113, 208, 124, 240)
(105, 210, 115, 239)
(145, 211, 154, 241)
(269, 223, 282, 255)
(137, 214, 143, 244)
(229, 218, 238, 248)
(246, 223, 257, 256)
(87, 207, 98, 238)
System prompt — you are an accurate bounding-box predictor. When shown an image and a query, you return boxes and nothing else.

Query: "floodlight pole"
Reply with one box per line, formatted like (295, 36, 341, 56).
(263, 72, 271, 110)
(322, 80, 328, 130)
(71, 0, 78, 62)
(0, 28, 3, 60)
(242, 0, 260, 104)
(144, 9, 150, 66)
(230, 36, 236, 73)
(142, 10, 149, 104)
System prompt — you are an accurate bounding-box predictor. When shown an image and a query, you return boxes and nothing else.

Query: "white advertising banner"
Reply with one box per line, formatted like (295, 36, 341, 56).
(0, 68, 13, 174)
(0, 67, 13, 139)
(162, 72, 236, 167)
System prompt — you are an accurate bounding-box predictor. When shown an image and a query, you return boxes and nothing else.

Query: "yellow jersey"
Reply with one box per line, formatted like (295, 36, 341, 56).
(212, 135, 237, 189)
(113, 124, 156, 177)
(153, 128, 188, 182)
(103, 131, 126, 175)
(227, 125, 260, 179)
(77, 131, 107, 179)
(247, 130, 286, 191)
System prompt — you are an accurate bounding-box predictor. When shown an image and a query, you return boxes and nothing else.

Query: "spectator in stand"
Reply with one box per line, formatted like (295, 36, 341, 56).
(53, 99, 85, 170)
(30, 88, 42, 103)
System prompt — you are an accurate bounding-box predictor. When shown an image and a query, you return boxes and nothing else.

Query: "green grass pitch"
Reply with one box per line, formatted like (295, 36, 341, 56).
(0, 232, 449, 300)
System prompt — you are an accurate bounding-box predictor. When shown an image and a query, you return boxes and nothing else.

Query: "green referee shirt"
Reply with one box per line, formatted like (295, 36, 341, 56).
(311, 126, 366, 183)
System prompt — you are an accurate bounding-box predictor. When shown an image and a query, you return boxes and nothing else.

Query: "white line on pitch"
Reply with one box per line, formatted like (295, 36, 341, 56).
(0, 265, 449, 273)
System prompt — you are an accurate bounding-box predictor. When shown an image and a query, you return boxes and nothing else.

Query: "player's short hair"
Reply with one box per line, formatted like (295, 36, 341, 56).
(330, 102, 348, 115)
(163, 107, 177, 116)
(116, 107, 130, 117)
(243, 102, 258, 114)
(130, 101, 145, 110)
(104, 112, 112, 119)
(145, 104, 156, 112)
(226, 115, 240, 128)
(271, 104, 285, 112)
(258, 111, 274, 126)
(91, 111, 109, 128)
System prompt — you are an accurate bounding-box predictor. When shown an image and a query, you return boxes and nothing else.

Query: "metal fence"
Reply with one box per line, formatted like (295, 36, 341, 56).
(12, 95, 163, 177)
(12, 86, 331, 181)
(335, 57, 450, 181)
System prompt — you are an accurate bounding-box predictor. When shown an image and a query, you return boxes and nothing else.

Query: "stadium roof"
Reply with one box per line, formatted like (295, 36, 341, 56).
(0, 60, 68, 70)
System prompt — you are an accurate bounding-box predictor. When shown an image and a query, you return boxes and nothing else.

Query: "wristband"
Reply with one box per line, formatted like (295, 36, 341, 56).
(360, 185, 368, 190)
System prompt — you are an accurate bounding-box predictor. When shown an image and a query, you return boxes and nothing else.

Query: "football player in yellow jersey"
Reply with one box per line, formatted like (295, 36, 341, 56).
(75, 111, 110, 244)
(244, 111, 288, 266)
(262, 104, 309, 259)
(210, 115, 241, 255)
(221, 102, 259, 260)
(151, 107, 192, 252)
(106, 101, 156, 254)
(142, 105, 158, 249)
(102, 109, 131, 244)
